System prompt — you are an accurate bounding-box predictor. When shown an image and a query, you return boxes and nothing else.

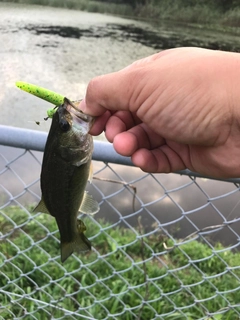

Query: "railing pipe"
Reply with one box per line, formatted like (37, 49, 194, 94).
(1, 125, 240, 184)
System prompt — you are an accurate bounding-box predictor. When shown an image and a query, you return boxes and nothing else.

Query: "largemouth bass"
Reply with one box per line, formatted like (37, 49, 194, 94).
(34, 97, 99, 262)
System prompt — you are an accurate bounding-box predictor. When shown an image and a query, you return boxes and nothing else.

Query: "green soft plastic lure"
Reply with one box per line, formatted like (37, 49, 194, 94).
(16, 81, 66, 118)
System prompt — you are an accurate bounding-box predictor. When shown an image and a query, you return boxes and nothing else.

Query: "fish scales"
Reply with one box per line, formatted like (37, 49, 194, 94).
(34, 98, 99, 262)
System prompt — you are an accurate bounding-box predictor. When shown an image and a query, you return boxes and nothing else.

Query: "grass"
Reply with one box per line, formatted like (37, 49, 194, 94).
(1, 206, 240, 319)
(134, 1, 240, 31)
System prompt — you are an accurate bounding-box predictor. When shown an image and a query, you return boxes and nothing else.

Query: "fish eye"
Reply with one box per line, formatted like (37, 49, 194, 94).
(59, 119, 70, 132)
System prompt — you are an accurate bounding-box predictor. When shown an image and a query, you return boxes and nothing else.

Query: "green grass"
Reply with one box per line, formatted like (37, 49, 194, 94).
(1, 206, 240, 319)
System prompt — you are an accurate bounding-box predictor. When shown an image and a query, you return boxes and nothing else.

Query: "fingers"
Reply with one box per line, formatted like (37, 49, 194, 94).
(111, 129, 188, 173)
(104, 111, 141, 142)
(88, 110, 141, 137)
(132, 146, 187, 173)
(88, 111, 111, 135)
(112, 132, 138, 156)
(112, 123, 165, 155)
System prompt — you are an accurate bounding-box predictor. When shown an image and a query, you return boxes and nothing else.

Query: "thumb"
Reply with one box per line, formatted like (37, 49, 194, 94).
(80, 52, 163, 116)
(80, 71, 135, 116)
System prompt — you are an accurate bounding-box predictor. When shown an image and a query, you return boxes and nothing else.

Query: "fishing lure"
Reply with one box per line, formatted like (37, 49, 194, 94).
(15, 81, 66, 118)
(47, 107, 58, 118)
(16, 81, 65, 105)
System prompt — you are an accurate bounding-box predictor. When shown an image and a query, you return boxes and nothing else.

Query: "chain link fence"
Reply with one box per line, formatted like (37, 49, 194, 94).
(1, 125, 240, 320)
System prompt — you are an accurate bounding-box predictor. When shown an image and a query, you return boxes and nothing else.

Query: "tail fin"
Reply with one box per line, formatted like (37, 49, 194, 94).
(61, 233, 91, 263)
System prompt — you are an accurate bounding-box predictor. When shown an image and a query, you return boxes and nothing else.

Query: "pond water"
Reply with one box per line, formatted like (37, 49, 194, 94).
(1, 2, 240, 131)
(1, 2, 240, 246)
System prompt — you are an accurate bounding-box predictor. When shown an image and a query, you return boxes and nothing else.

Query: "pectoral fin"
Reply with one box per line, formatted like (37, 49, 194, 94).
(79, 192, 100, 215)
(33, 198, 50, 214)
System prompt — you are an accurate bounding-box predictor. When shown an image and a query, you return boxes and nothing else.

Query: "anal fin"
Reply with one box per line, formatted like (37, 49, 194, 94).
(79, 192, 100, 215)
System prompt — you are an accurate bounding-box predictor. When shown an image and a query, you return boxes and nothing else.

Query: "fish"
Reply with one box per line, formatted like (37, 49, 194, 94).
(34, 97, 99, 262)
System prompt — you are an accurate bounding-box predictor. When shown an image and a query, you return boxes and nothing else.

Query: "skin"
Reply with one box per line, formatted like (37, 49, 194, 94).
(79, 47, 240, 179)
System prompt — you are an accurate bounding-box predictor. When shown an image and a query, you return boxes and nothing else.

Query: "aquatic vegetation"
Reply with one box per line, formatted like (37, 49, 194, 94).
(3, 0, 240, 29)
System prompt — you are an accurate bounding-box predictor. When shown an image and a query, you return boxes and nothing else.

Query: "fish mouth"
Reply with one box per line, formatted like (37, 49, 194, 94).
(64, 97, 94, 133)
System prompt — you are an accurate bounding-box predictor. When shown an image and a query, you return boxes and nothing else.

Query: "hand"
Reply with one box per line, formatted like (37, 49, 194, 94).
(80, 47, 240, 178)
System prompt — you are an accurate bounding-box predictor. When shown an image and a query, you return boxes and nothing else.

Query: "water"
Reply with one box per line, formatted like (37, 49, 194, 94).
(1, 2, 240, 130)
(0, 2, 156, 131)
(1, 2, 240, 246)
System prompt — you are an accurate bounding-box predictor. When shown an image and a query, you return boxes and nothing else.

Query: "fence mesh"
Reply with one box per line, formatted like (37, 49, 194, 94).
(1, 127, 240, 320)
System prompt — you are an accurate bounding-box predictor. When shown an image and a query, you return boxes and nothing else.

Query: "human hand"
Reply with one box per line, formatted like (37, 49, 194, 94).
(80, 47, 240, 178)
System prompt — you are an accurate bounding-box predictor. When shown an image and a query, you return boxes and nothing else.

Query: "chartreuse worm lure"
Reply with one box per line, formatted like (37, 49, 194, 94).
(15, 81, 65, 118)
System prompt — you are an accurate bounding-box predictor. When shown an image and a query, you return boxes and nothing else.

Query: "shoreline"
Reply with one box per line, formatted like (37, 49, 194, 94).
(1, 0, 240, 34)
